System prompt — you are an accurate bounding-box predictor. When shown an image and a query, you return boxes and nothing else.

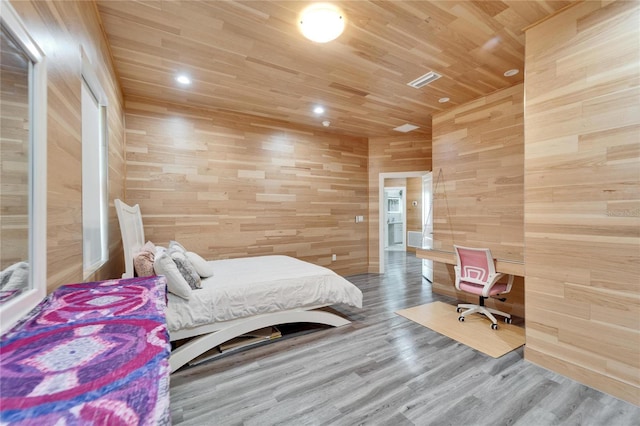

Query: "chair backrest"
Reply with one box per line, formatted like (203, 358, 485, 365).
(454, 245, 497, 285)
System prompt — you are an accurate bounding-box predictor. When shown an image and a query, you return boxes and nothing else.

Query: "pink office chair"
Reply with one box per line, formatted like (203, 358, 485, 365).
(454, 245, 514, 330)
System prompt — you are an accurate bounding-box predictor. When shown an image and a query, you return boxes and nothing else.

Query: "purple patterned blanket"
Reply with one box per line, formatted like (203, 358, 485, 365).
(0, 276, 171, 425)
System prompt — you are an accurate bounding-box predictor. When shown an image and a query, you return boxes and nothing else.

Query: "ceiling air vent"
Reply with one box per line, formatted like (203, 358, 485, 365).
(393, 124, 419, 133)
(407, 71, 442, 88)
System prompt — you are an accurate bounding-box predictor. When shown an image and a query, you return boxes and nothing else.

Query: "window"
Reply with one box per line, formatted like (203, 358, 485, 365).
(81, 54, 108, 278)
(0, 0, 47, 334)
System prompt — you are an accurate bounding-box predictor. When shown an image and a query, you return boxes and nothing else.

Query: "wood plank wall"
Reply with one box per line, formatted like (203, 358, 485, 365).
(430, 84, 525, 317)
(524, 0, 640, 405)
(368, 134, 432, 272)
(10, 1, 126, 290)
(123, 99, 369, 276)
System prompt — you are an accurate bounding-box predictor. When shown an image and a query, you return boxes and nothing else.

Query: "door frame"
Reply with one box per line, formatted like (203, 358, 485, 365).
(378, 171, 429, 274)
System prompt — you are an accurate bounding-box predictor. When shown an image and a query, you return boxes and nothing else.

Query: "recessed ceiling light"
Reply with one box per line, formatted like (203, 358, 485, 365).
(438, 97, 450, 103)
(176, 74, 191, 85)
(393, 123, 419, 133)
(314, 106, 325, 114)
(299, 3, 345, 43)
(504, 69, 519, 77)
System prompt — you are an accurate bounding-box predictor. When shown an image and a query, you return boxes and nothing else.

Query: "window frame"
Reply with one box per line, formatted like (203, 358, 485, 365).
(81, 51, 109, 279)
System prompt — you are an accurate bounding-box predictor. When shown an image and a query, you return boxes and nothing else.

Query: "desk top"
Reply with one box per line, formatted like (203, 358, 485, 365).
(416, 248, 525, 276)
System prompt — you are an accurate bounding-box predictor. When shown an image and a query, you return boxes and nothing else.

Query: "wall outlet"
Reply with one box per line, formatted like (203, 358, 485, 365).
(355, 215, 365, 223)
(332, 254, 337, 261)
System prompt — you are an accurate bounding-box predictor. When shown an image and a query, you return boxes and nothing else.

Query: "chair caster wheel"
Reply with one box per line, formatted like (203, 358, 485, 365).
(456, 307, 463, 313)
(458, 316, 465, 322)
(504, 317, 512, 324)
(491, 323, 498, 330)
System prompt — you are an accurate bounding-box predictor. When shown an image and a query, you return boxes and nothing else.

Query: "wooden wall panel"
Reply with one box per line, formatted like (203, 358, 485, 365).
(10, 1, 126, 290)
(384, 178, 406, 188)
(429, 84, 525, 315)
(524, 0, 640, 405)
(432, 83, 525, 260)
(123, 99, 368, 276)
(367, 134, 432, 272)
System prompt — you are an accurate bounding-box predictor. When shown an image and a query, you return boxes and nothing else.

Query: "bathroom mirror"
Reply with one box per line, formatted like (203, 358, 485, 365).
(0, 0, 47, 334)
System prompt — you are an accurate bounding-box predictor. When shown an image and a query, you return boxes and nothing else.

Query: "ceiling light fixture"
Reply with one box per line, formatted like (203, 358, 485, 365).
(314, 106, 325, 114)
(438, 97, 450, 103)
(176, 74, 191, 85)
(504, 69, 519, 77)
(322, 120, 331, 127)
(299, 3, 345, 43)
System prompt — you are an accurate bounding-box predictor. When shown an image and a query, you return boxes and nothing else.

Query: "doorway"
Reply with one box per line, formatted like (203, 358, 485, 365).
(378, 171, 429, 274)
(384, 187, 406, 251)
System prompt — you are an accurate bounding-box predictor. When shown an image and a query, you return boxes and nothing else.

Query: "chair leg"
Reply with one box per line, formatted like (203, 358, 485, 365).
(486, 307, 511, 320)
(457, 305, 511, 328)
(479, 308, 498, 325)
(459, 306, 481, 318)
(457, 303, 476, 309)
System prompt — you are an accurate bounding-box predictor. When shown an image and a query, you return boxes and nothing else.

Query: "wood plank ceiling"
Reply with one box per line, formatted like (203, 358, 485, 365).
(96, 0, 573, 137)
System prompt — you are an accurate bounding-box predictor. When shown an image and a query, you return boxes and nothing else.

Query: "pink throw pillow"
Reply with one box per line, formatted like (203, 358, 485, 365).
(134, 241, 156, 277)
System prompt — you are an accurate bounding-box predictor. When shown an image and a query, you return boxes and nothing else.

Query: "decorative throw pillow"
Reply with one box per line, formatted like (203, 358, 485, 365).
(169, 248, 202, 289)
(186, 251, 214, 278)
(134, 241, 156, 277)
(169, 240, 188, 253)
(153, 252, 191, 300)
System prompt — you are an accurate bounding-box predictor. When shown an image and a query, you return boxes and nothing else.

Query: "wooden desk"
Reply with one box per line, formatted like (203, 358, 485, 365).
(416, 248, 525, 276)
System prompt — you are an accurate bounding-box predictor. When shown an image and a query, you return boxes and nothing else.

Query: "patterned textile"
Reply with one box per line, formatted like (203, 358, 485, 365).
(0, 276, 171, 426)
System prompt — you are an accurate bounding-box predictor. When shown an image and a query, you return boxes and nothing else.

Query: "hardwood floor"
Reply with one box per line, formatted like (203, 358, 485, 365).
(170, 252, 640, 425)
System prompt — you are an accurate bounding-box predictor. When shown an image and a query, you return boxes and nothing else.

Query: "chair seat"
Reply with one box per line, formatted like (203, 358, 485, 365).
(458, 281, 508, 296)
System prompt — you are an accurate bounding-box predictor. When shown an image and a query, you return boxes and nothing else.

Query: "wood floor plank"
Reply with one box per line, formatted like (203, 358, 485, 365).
(170, 251, 640, 425)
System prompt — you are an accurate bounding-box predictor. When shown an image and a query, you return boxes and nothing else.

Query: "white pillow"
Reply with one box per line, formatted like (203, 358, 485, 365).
(186, 252, 214, 278)
(169, 240, 187, 253)
(153, 252, 191, 300)
(0, 261, 29, 291)
(169, 248, 202, 289)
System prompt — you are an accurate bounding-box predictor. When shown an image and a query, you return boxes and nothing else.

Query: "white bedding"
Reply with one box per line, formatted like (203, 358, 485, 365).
(166, 255, 363, 332)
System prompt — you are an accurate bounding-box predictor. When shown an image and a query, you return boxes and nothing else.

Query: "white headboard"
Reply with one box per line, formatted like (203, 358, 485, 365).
(115, 199, 145, 278)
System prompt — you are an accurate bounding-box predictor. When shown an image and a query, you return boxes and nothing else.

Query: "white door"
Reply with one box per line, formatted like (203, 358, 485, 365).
(422, 173, 434, 282)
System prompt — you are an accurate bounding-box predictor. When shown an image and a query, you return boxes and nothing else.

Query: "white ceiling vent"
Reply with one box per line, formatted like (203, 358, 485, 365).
(393, 123, 419, 133)
(407, 71, 442, 88)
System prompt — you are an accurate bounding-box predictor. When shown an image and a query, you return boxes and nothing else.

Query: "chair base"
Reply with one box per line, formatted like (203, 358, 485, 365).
(457, 302, 511, 328)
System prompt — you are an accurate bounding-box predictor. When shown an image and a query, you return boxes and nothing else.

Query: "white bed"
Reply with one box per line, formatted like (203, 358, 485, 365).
(115, 199, 363, 372)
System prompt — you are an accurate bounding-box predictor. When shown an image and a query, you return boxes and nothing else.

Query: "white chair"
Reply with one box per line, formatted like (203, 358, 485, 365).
(454, 245, 514, 330)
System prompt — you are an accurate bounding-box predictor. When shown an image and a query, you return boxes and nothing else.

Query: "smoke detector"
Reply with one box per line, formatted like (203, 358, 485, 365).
(407, 71, 442, 88)
(322, 120, 330, 127)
